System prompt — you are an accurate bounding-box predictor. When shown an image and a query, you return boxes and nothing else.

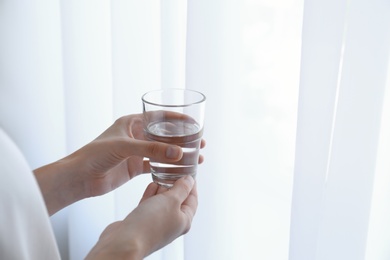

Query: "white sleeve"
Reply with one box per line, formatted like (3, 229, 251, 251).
(0, 128, 60, 260)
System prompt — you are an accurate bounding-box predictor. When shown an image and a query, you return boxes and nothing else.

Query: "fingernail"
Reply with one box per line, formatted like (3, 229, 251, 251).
(166, 146, 182, 159)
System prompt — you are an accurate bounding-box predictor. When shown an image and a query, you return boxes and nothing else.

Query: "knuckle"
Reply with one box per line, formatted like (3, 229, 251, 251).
(182, 212, 193, 234)
(148, 142, 162, 157)
(183, 222, 192, 234)
(114, 116, 127, 125)
(177, 185, 191, 201)
(114, 115, 141, 127)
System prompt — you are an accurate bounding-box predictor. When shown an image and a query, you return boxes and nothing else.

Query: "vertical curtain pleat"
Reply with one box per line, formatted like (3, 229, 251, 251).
(60, 0, 114, 149)
(185, 0, 241, 259)
(160, 1, 187, 258)
(111, 0, 161, 120)
(290, 0, 390, 259)
(0, 0, 66, 168)
(365, 66, 390, 260)
(59, 1, 115, 259)
(161, 0, 187, 90)
(0, 0, 68, 258)
(110, 1, 164, 259)
(289, 0, 349, 258)
(316, 0, 390, 259)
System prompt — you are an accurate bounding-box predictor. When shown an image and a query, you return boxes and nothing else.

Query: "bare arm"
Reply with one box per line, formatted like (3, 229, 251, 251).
(33, 114, 183, 215)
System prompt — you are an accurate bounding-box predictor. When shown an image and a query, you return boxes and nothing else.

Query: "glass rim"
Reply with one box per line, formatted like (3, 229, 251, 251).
(142, 88, 206, 107)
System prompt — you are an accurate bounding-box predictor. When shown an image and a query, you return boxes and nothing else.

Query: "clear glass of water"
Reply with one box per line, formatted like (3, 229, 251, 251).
(142, 88, 206, 188)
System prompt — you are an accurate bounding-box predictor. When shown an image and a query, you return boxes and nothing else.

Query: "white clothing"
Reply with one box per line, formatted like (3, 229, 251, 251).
(0, 128, 60, 260)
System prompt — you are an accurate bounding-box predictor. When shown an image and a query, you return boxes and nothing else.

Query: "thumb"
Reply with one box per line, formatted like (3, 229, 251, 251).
(168, 176, 195, 203)
(139, 182, 159, 204)
(111, 138, 183, 162)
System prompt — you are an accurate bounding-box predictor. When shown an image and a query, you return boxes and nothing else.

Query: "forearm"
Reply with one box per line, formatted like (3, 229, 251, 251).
(85, 227, 147, 260)
(33, 157, 87, 216)
(85, 245, 145, 260)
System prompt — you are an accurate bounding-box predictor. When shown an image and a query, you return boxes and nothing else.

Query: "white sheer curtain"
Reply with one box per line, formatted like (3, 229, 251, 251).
(290, 1, 390, 260)
(185, 0, 305, 259)
(2, 0, 389, 260)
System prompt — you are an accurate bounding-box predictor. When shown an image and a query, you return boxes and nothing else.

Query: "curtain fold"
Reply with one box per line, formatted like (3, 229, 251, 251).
(186, 0, 302, 259)
(161, 0, 186, 90)
(0, 0, 69, 258)
(185, 0, 242, 259)
(60, 1, 116, 259)
(290, 0, 390, 259)
(365, 65, 390, 260)
(316, 0, 390, 259)
(0, 0, 66, 168)
(289, 0, 349, 258)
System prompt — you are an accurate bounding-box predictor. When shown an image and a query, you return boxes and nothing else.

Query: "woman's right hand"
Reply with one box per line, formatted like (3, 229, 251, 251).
(86, 176, 198, 260)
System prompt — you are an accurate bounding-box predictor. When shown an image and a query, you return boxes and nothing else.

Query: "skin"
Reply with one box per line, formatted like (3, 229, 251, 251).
(32, 113, 205, 259)
(85, 176, 197, 260)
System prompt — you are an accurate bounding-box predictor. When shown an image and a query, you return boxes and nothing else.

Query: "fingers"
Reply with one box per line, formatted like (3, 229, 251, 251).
(169, 177, 198, 233)
(142, 160, 151, 174)
(156, 184, 170, 194)
(198, 155, 204, 164)
(182, 181, 198, 212)
(141, 155, 203, 174)
(139, 182, 159, 204)
(139, 140, 183, 161)
(103, 114, 205, 165)
(169, 176, 195, 203)
(180, 182, 198, 233)
(139, 177, 198, 236)
(200, 139, 206, 149)
(114, 138, 183, 162)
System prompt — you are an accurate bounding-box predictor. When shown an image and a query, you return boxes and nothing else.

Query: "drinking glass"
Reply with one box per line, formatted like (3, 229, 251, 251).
(142, 88, 206, 188)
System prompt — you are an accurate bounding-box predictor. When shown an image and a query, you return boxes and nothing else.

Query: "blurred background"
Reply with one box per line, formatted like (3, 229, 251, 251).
(1, 0, 389, 259)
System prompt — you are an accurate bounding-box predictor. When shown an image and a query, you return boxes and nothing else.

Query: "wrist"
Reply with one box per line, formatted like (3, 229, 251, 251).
(120, 231, 148, 260)
(122, 240, 146, 260)
(86, 235, 146, 260)
(86, 248, 144, 260)
(34, 155, 87, 215)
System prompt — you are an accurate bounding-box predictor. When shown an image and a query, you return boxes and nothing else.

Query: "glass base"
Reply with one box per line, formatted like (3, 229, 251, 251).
(152, 172, 196, 188)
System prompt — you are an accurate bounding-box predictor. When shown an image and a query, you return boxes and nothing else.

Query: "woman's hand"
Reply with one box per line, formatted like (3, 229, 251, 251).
(86, 176, 198, 260)
(68, 114, 185, 196)
(34, 114, 205, 215)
